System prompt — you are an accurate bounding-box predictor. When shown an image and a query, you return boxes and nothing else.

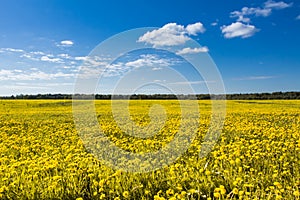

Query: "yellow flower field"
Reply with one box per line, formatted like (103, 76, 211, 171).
(0, 100, 299, 199)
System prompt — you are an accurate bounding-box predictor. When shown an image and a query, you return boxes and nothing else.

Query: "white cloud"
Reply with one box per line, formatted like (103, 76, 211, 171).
(138, 22, 205, 47)
(168, 80, 215, 85)
(221, 22, 259, 39)
(3, 82, 74, 91)
(230, 7, 272, 22)
(16, 50, 47, 62)
(124, 54, 175, 68)
(264, 0, 292, 9)
(0, 69, 74, 81)
(186, 22, 205, 35)
(230, 1, 292, 23)
(74, 56, 88, 61)
(77, 54, 180, 78)
(58, 54, 71, 59)
(0, 48, 24, 53)
(20, 51, 47, 61)
(254, 8, 273, 16)
(211, 22, 218, 26)
(41, 55, 63, 63)
(78, 56, 108, 67)
(233, 75, 277, 81)
(31, 51, 45, 55)
(57, 40, 74, 47)
(152, 67, 163, 71)
(20, 53, 35, 60)
(176, 47, 209, 55)
(296, 15, 300, 20)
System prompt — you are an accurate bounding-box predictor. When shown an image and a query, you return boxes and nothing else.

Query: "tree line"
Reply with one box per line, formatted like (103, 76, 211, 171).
(1, 91, 300, 100)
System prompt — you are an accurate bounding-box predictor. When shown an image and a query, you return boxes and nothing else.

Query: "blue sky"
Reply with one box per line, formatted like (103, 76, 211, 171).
(0, 0, 299, 95)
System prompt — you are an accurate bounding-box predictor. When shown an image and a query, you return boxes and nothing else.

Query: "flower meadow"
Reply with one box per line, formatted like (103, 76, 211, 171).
(0, 100, 299, 200)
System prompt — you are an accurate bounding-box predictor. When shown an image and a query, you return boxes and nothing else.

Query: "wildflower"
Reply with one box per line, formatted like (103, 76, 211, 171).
(274, 182, 282, 189)
(214, 192, 220, 198)
(220, 187, 226, 195)
(100, 193, 106, 199)
(122, 191, 129, 198)
(166, 189, 174, 195)
(232, 188, 239, 195)
(188, 188, 196, 194)
(293, 190, 300, 196)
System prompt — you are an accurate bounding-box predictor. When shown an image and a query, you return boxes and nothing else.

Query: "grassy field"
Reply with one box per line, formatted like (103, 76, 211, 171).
(0, 100, 299, 199)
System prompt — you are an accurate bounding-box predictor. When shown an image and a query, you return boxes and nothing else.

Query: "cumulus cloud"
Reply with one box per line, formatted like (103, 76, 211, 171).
(138, 22, 206, 47)
(221, 22, 259, 38)
(176, 47, 209, 55)
(186, 22, 205, 35)
(57, 40, 74, 47)
(296, 15, 300, 20)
